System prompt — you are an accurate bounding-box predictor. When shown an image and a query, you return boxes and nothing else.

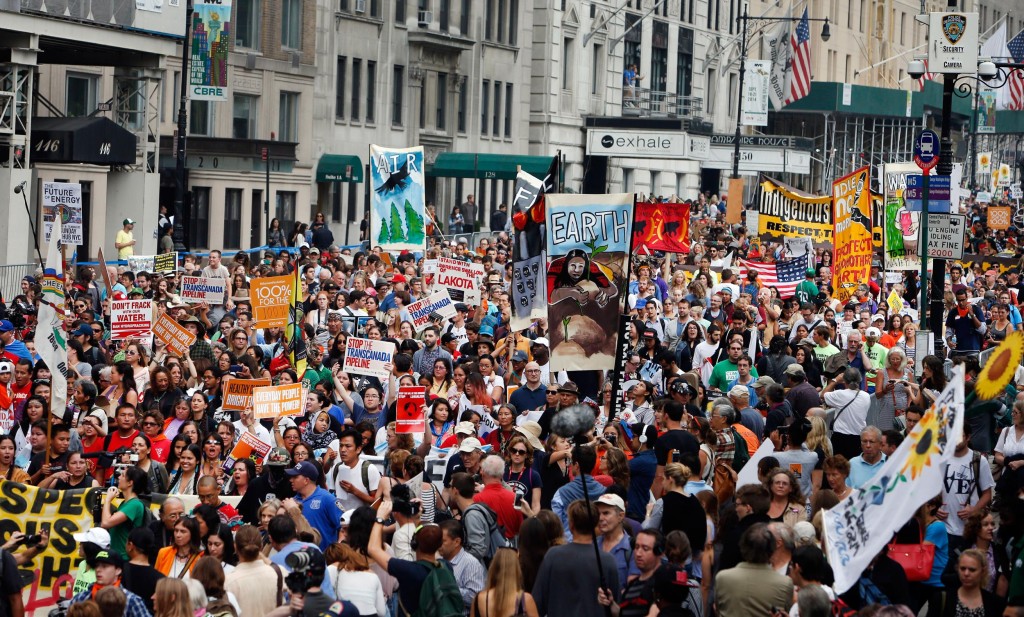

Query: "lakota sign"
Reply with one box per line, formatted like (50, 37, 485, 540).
(435, 257, 484, 306)
(179, 276, 227, 304)
(343, 337, 396, 379)
(223, 378, 272, 412)
(832, 167, 874, 305)
(252, 383, 304, 419)
(756, 176, 834, 243)
(250, 275, 293, 328)
(110, 299, 153, 340)
(152, 313, 196, 357)
(407, 289, 457, 332)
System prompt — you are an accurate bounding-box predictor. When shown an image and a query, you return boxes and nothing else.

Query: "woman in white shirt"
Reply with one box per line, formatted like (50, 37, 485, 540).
(996, 399, 1024, 471)
(478, 354, 505, 404)
(327, 539, 388, 615)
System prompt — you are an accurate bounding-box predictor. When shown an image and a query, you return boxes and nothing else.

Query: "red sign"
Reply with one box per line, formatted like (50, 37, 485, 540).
(396, 386, 426, 434)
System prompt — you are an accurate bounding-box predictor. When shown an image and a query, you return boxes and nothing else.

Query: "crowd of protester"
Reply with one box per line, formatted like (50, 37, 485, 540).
(1, 194, 1024, 617)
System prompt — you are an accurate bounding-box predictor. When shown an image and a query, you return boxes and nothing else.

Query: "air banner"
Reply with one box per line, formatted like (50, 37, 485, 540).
(189, 0, 232, 101)
(546, 193, 633, 371)
(832, 167, 874, 304)
(369, 145, 426, 252)
(756, 176, 834, 243)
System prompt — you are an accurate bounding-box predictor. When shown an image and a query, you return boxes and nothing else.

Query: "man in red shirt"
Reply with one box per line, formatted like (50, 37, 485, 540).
(473, 455, 523, 539)
(9, 359, 32, 422)
(103, 404, 140, 480)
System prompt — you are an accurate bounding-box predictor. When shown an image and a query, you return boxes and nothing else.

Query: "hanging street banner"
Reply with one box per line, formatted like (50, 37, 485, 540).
(435, 257, 485, 306)
(189, 0, 232, 101)
(152, 313, 197, 357)
(825, 366, 965, 593)
(369, 145, 427, 252)
(632, 199, 692, 254)
(546, 193, 633, 372)
(511, 160, 557, 331)
(978, 89, 997, 134)
(180, 276, 227, 304)
(251, 274, 293, 328)
(882, 162, 924, 271)
(742, 60, 771, 126)
(832, 167, 874, 305)
(762, 20, 792, 111)
(408, 289, 457, 332)
(756, 176, 834, 243)
(42, 182, 83, 246)
(343, 337, 397, 379)
(110, 299, 153, 340)
(252, 383, 305, 419)
(978, 152, 992, 175)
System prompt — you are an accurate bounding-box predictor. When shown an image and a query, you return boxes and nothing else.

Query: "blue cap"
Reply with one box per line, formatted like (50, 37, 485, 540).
(284, 461, 319, 481)
(635, 298, 648, 309)
(479, 325, 494, 337)
(319, 601, 360, 617)
(73, 324, 93, 337)
(0, 320, 14, 333)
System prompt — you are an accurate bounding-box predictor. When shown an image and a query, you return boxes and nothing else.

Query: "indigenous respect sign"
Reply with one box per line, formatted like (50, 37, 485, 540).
(408, 289, 457, 331)
(179, 276, 226, 304)
(110, 299, 153, 340)
(343, 337, 396, 379)
(757, 176, 834, 243)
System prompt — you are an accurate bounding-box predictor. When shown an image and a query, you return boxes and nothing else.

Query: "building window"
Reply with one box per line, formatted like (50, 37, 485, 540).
(492, 81, 501, 136)
(366, 60, 376, 123)
(460, 0, 470, 34)
(281, 0, 302, 49)
(676, 27, 693, 99)
(351, 59, 362, 121)
(624, 13, 641, 69)
(396, 0, 405, 21)
(371, 0, 380, 18)
(436, 72, 448, 130)
(562, 38, 574, 89)
(336, 56, 347, 119)
(592, 44, 603, 94)
(232, 94, 258, 138)
(419, 75, 426, 127)
(189, 187, 210, 249)
(190, 100, 212, 136)
(392, 65, 404, 126)
(651, 20, 668, 92)
(440, 0, 449, 31)
(275, 191, 297, 234)
(235, 0, 260, 49)
(485, 0, 494, 39)
(504, 82, 512, 137)
(481, 79, 490, 134)
(339, 0, 347, 10)
(496, 0, 505, 42)
(66, 73, 97, 117)
(457, 84, 467, 132)
(224, 189, 243, 249)
(509, 0, 518, 45)
(707, 68, 717, 112)
(279, 91, 299, 141)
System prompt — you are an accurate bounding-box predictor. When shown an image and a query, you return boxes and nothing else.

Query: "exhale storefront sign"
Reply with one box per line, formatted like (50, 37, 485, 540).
(586, 129, 689, 158)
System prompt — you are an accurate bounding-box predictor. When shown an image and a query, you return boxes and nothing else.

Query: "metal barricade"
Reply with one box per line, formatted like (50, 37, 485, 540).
(0, 264, 38, 302)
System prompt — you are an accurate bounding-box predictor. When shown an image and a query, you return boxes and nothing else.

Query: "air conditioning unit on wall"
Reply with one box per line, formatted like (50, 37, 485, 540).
(418, 10, 432, 27)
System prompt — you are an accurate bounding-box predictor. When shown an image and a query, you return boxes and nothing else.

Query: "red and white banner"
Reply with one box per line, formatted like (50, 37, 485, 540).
(111, 299, 153, 340)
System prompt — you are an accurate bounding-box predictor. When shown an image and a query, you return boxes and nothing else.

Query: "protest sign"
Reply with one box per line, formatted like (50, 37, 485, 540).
(42, 181, 83, 245)
(110, 299, 153, 340)
(343, 337, 396, 379)
(0, 408, 12, 433)
(224, 431, 273, 471)
(223, 378, 272, 412)
(632, 199, 692, 254)
(435, 257, 484, 305)
(396, 386, 426, 434)
(510, 161, 557, 331)
(369, 144, 427, 251)
(546, 193, 633, 372)
(154, 252, 177, 274)
(127, 255, 156, 274)
(152, 313, 196, 357)
(252, 383, 304, 419)
(251, 275, 293, 328)
(180, 276, 227, 304)
(832, 167, 874, 304)
(757, 176, 834, 243)
(887, 289, 905, 314)
(882, 162, 924, 270)
(408, 289, 457, 331)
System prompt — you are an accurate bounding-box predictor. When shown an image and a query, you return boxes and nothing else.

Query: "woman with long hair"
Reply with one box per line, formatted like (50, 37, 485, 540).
(125, 343, 151, 392)
(596, 448, 630, 489)
(13, 396, 47, 467)
(946, 549, 1005, 617)
(503, 434, 542, 513)
(689, 416, 717, 485)
(132, 434, 170, 494)
(39, 450, 98, 490)
(0, 435, 30, 483)
(676, 321, 704, 372)
(806, 416, 834, 460)
(189, 390, 215, 437)
(875, 346, 919, 432)
(911, 495, 948, 617)
(199, 435, 226, 487)
(963, 511, 1010, 596)
(915, 355, 947, 407)
(765, 468, 807, 526)
(483, 404, 518, 454)
(461, 372, 494, 414)
(163, 397, 191, 441)
(325, 542, 387, 617)
(477, 354, 505, 403)
(167, 443, 201, 496)
(268, 218, 285, 248)
(417, 398, 456, 456)
(899, 322, 919, 365)
(165, 432, 191, 477)
(518, 517, 552, 592)
(103, 361, 139, 415)
(470, 547, 539, 617)
(539, 434, 572, 510)
(153, 578, 193, 617)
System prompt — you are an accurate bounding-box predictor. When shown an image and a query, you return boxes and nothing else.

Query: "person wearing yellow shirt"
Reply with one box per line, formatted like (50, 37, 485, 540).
(115, 218, 136, 259)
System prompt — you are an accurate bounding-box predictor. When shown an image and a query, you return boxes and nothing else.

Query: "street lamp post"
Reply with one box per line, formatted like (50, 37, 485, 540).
(731, 5, 830, 179)
(172, 0, 193, 252)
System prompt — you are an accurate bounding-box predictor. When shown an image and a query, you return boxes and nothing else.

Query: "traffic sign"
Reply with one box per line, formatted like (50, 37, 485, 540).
(904, 174, 952, 211)
(914, 130, 940, 171)
(925, 213, 966, 260)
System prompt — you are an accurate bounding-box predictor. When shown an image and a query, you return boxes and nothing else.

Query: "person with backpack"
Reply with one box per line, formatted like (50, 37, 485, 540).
(368, 501, 464, 617)
(451, 472, 508, 566)
(330, 429, 381, 511)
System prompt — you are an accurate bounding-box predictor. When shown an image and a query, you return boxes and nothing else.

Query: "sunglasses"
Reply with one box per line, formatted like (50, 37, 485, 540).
(509, 448, 527, 455)
(142, 421, 160, 426)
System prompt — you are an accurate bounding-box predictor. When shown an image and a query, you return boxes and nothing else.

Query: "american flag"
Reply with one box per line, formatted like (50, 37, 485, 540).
(739, 256, 809, 299)
(784, 8, 812, 105)
(1008, 30, 1024, 110)
(916, 60, 936, 91)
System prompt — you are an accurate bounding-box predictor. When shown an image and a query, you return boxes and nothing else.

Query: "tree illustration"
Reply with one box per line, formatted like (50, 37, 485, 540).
(405, 200, 425, 244)
(378, 218, 390, 244)
(389, 202, 406, 243)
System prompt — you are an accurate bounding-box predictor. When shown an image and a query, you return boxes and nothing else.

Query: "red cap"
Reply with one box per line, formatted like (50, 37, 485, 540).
(868, 281, 880, 296)
(391, 273, 407, 284)
(113, 292, 127, 301)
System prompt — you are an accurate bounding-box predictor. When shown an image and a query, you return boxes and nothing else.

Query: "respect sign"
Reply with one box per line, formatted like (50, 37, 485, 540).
(435, 257, 484, 306)
(252, 383, 304, 419)
(408, 289, 457, 331)
(223, 378, 272, 412)
(111, 299, 153, 340)
(152, 313, 196, 356)
(343, 337, 396, 379)
(251, 275, 293, 328)
(180, 276, 227, 304)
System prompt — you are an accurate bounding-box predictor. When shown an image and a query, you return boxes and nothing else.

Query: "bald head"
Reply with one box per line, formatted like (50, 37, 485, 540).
(525, 361, 542, 385)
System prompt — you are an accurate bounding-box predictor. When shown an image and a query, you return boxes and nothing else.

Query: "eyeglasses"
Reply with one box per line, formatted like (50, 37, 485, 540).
(125, 350, 137, 356)
(205, 440, 221, 446)
(509, 448, 527, 455)
(142, 421, 159, 427)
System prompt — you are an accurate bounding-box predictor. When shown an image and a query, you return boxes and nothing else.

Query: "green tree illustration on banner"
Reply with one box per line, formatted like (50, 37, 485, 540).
(389, 203, 406, 243)
(405, 200, 425, 244)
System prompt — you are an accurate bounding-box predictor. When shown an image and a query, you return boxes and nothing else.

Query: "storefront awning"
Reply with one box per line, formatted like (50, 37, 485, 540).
(31, 116, 136, 165)
(316, 154, 364, 183)
(428, 153, 554, 180)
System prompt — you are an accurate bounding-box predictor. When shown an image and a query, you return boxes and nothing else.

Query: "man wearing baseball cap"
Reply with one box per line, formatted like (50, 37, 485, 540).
(70, 549, 150, 615)
(596, 491, 640, 585)
(0, 321, 31, 362)
(115, 218, 137, 260)
(285, 461, 342, 550)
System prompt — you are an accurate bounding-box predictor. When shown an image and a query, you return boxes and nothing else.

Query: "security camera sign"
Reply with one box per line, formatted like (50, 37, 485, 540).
(928, 12, 979, 74)
(925, 213, 966, 260)
(42, 182, 83, 246)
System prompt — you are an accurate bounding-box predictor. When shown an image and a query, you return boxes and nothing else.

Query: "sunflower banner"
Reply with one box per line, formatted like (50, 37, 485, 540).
(824, 366, 965, 594)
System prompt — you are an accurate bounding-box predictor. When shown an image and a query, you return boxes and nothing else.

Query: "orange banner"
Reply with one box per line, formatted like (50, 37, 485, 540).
(251, 275, 293, 329)
(222, 378, 272, 412)
(152, 313, 196, 357)
(252, 383, 304, 419)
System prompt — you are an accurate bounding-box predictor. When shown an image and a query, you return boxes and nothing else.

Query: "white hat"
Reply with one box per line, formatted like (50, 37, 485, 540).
(73, 527, 111, 549)
(866, 327, 881, 338)
(458, 437, 483, 454)
(596, 494, 625, 511)
(532, 337, 550, 347)
(341, 510, 354, 527)
(454, 421, 477, 436)
(0, 361, 12, 374)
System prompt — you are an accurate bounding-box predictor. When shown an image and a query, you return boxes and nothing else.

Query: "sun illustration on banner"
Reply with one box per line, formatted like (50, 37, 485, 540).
(900, 409, 944, 480)
(976, 331, 1024, 400)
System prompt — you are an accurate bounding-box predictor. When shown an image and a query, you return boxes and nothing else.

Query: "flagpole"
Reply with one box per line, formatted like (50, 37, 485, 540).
(46, 208, 66, 465)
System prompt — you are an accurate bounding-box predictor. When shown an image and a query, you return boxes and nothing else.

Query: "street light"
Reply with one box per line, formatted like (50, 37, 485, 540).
(731, 5, 831, 179)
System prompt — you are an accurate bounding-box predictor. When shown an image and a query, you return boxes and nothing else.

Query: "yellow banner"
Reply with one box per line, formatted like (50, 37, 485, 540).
(757, 176, 834, 243)
(832, 166, 874, 304)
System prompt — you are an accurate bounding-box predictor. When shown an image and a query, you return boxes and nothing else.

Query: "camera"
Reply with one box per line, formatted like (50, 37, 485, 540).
(284, 547, 326, 594)
(48, 600, 70, 617)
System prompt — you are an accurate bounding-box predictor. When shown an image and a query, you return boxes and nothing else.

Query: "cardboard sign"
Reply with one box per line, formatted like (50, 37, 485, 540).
(343, 337, 396, 379)
(252, 383, 305, 419)
(154, 252, 178, 274)
(110, 299, 153, 340)
(224, 431, 273, 471)
(180, 276, 226, 304)
(223, 378, 272, 412)
(408, 289, 457, 332)
(396, 386, 426, 434)
(435, 257, 484, 306)
(251, 275, 293, 328)
(127, 255, 156, 274)
(152, 313, 196, 357)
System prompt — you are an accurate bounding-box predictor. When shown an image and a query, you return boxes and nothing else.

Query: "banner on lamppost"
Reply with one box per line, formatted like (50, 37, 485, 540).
(762, 21, 792, 111)
(742, 60, 771, 126)
(977, 89, 997, 134)
(189, 0, 232, 101)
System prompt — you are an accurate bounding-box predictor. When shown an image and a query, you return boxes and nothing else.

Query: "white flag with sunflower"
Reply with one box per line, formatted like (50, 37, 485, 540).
(824, 365, 964, 594)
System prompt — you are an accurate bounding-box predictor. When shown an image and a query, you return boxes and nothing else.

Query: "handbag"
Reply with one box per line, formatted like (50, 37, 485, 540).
(888, 526, 935, 583)
(432, 483, 455, 522)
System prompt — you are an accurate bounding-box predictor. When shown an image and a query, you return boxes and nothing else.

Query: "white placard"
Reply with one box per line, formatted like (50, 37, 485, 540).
(925, 213, 966, 260)
(741, 60, 770, 127)
(42, 182, 83, 246)
(179, 276, 227, 304)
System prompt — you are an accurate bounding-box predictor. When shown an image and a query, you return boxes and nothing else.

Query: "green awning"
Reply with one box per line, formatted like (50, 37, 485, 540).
(427, 153, 554, 180)
(316, 154, 363, 183)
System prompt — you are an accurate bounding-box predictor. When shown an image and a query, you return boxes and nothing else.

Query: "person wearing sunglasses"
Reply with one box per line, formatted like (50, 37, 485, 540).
(503, 434, 542, 513)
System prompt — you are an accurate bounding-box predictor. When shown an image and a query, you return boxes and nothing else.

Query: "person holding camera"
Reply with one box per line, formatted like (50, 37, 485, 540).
(100, 465, 149, 560)
(264, 546, 336, 617)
